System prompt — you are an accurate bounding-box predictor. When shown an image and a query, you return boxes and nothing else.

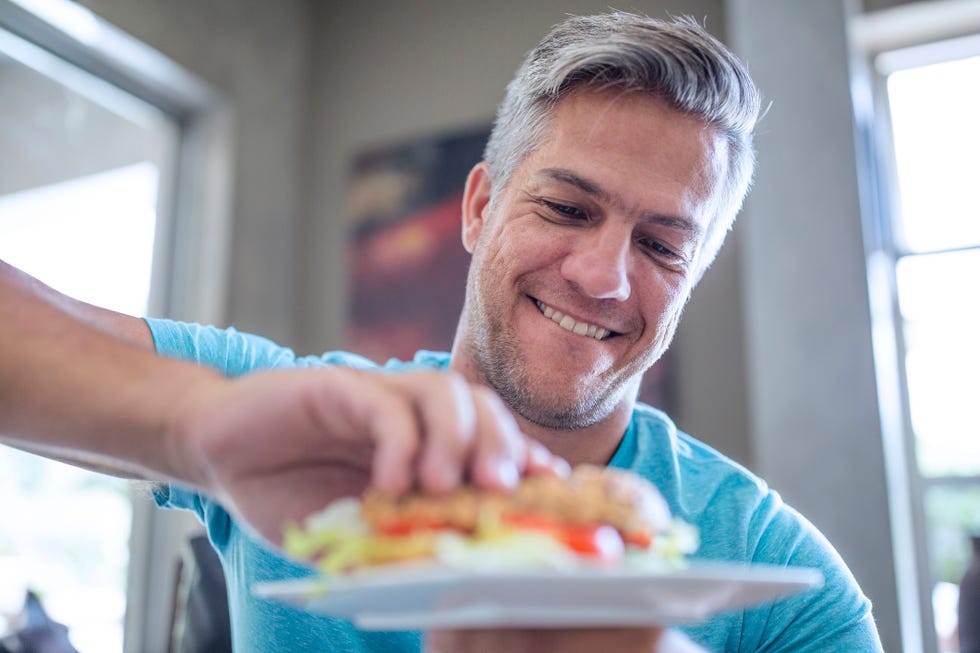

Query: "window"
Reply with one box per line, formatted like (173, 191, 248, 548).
(889, 55, 980, 651)
(854, 5, 980, 652)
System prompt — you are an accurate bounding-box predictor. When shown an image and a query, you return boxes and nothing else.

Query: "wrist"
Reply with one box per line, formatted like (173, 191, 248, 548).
(156, 360, 230, 490)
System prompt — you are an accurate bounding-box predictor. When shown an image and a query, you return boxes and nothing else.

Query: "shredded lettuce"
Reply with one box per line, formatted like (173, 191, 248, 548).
(625, 519, 700, 571)
(434, 530, 578, 571)
(284, 498, 699, 576)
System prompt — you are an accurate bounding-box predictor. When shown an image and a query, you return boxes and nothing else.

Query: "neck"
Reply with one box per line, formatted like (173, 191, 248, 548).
(514, 404, 633, 468)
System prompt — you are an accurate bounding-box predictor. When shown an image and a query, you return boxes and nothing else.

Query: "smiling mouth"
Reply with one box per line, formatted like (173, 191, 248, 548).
(534, 299, 613, 340)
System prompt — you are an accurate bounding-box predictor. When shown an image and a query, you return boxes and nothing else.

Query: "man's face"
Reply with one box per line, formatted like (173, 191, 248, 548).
(456, 89, 726, 430)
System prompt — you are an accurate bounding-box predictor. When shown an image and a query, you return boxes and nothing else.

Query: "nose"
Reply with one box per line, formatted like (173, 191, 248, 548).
(559, 225, 632, 301)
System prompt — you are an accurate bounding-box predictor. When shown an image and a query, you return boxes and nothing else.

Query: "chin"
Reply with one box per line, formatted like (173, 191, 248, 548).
(512, 383, 624, 431)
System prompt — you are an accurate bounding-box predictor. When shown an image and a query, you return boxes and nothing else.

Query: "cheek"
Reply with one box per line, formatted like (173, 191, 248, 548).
(664, 282, 690, 312)
(639, 276, 691, 330)
(482, 220, 562, 273)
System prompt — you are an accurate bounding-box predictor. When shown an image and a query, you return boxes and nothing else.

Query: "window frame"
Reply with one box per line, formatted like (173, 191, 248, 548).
(852, 4, 980, 652)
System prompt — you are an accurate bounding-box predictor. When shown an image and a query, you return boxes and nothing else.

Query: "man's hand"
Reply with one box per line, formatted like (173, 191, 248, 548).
(169, 367, 568, 544)
(425, 627, 708, 653)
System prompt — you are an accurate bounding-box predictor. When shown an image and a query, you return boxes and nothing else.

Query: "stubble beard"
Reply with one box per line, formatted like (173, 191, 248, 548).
(464, 270, 633, 431)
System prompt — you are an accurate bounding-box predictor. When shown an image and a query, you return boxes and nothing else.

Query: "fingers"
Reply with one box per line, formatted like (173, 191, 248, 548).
(359, 369, 566, 496)
(361, 382, 425, 496)
(526, 438, 571, 478)
(414, 373, 477, 493)
(468, 385, 524, 490)
(365, 371, 475, 495)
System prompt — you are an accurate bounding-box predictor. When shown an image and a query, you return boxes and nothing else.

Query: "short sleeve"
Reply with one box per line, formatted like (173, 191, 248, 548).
(740, 493, 882, 652)
(152, 483, 232, 548)
(145, 318, 298, 377)
(144, 318, 385, 375)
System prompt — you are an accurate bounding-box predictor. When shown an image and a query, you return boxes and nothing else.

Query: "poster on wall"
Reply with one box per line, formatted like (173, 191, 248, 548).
(346, 125, 674, 412)
(346, 125, 487, 364)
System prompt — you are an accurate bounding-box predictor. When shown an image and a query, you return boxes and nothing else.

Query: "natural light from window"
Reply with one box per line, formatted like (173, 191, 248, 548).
(0, 162, 159, 653)
(887, 55, 980, 479)
(885, 51, 980, 653)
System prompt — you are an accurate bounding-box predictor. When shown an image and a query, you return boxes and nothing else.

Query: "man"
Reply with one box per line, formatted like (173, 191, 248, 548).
(0, 11, 882, 653)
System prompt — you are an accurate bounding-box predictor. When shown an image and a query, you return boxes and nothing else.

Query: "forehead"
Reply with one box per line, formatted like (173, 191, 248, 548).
(521, 89, 727, 225)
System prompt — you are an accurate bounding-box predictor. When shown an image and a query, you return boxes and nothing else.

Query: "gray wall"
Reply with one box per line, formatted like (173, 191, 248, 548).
(59, 0, 924, 650)
(77, 0, 312, 345)
(728, 2, 900, 650)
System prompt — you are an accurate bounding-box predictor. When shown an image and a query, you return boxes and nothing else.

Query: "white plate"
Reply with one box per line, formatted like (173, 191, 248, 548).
(253, 561, 823, 630)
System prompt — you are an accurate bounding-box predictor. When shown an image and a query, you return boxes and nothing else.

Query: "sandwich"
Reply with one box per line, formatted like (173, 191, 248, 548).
(283, 465, 697, 574)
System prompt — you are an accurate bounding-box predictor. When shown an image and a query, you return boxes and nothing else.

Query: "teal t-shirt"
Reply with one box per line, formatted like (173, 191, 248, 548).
(147, 319, 882, 652)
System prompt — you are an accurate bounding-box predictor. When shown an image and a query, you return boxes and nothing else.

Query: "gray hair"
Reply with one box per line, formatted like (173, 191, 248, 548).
(484, 12, 761, 275)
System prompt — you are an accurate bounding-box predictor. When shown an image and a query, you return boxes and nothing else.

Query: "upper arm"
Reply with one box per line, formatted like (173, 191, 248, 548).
(744, 497, 883, 652)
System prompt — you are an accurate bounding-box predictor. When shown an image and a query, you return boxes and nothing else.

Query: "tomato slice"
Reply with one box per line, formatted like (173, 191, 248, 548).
(375, 516, 452, 537)
(503, 512, 625, 560)
(375, 511, 629, 561)
(502, 511, 558, 532)
(623, 530, 653, 549)
(559, 523, 625, 559)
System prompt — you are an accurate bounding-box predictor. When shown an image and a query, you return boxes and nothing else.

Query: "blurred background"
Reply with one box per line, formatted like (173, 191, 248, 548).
(0, 0, 977, 652)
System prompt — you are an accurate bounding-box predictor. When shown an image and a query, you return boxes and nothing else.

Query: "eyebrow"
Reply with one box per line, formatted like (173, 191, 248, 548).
(535, 167, 703, 239)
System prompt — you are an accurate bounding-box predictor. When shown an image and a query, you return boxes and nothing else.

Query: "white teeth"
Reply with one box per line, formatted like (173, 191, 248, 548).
(535, 300, 611, 340)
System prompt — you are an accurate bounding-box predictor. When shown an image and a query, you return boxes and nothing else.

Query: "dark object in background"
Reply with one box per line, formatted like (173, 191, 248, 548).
(959, 535, 980, 653)
(169, 534, 232, 653)
(0, 591, 80, 653)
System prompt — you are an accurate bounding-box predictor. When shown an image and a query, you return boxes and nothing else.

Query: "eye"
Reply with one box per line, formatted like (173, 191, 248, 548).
(636, 237, 689, 267)
(539, 199, 588, 222)
(642, 239, 677, 257)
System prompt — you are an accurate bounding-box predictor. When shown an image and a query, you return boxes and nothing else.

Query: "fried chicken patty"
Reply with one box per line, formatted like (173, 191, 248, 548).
(361, 465, 671, 540)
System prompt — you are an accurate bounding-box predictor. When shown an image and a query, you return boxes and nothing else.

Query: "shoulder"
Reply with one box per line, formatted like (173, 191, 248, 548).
(622, 404, 844, 566)
(622, 404, 770, 519)
(624, 407, 881, 650)
(317, 349, 450, 372)
(145, 319, 451, 376)
(380, 350, 451, 371)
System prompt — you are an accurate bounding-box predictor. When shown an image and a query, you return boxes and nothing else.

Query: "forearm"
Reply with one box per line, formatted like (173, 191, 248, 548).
(0, 259, 221, 485)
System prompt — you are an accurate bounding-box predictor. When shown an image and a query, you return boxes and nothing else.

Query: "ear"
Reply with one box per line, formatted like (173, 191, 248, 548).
(461, 162, 492, 254)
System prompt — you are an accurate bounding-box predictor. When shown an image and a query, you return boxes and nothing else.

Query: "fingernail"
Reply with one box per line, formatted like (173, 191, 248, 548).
(554, 457, 571, 477)
(496, 459, 519, 488)
(528, 443, 550, 467)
